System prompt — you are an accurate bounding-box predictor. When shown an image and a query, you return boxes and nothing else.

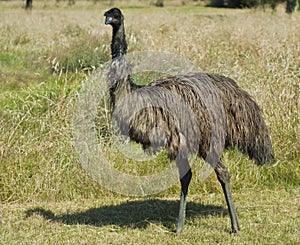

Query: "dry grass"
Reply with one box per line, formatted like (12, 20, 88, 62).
(0, 1, 299, 243)
(1, 188, 299, 244)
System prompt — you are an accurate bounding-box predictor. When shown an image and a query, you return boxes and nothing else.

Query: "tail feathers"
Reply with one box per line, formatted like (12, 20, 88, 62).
(248, 138, 276, 165)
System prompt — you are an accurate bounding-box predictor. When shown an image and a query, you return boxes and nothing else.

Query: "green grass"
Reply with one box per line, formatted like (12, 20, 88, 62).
(0, 1, 299, 244)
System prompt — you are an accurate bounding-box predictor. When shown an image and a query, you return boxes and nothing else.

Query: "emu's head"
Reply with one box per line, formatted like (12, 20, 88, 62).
(104, 8, 124, 27)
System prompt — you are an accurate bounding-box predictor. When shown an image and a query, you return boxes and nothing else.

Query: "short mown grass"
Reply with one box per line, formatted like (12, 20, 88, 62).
(1, 189, 299, 244)
(0, 1, 299, 244)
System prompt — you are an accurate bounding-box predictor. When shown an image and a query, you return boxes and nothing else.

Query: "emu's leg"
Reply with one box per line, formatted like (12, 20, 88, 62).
(176, 157, 192, 234)
(215, 161, 240, 233)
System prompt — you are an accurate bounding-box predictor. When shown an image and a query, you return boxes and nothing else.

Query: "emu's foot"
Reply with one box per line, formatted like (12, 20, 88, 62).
(175, 225, 183, 235)
(230, 225, 241, 235)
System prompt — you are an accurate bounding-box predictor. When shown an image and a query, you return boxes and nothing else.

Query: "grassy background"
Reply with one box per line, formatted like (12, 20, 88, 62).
(0, 1, 299, 244)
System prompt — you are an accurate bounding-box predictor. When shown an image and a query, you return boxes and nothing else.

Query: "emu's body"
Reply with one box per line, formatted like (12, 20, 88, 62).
(104, 8, 275, 234)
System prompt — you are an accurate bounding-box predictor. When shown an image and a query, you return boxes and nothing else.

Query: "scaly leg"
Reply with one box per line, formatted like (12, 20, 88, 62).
(215, 161, 240, 233)
(176, 156, 192, 234)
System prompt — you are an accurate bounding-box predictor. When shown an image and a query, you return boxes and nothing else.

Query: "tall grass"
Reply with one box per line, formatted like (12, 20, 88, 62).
(0, 2, 299, 204)
(0, 2, 299, 244)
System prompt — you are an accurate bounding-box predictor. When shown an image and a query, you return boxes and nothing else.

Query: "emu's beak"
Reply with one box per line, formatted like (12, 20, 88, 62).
(105, 16, 113, 25)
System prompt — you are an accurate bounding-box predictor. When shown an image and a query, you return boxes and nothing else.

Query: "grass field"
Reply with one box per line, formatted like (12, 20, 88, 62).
(0, 0, 299, 244)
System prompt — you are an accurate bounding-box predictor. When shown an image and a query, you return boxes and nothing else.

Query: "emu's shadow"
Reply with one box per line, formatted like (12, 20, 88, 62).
(25, 199, 227, 231)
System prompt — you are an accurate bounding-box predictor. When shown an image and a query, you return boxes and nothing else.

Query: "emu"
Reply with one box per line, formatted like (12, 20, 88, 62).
(104, 8, 275, 234)
(25, 0, 32, 10)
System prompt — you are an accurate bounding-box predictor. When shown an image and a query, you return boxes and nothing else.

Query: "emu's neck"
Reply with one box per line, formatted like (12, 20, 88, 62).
(109, 22, 135, 111)
(111, 23, 127, 59)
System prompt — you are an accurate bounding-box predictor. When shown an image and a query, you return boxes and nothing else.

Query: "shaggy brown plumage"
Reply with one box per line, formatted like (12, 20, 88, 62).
(104, 8, 275, 234)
